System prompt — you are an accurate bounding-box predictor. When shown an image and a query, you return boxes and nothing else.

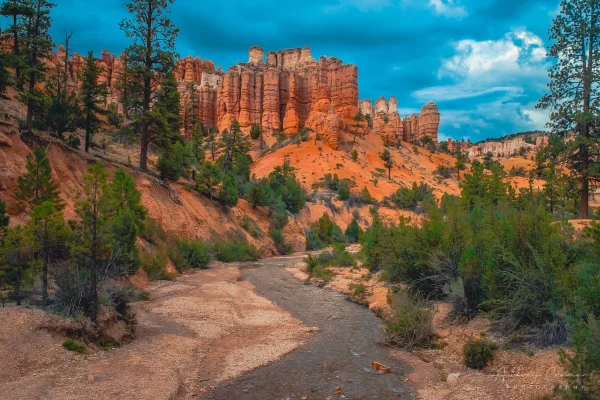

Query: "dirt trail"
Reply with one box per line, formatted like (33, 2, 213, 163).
(205, 254, 413, 399)
(0, 265, 307, 400)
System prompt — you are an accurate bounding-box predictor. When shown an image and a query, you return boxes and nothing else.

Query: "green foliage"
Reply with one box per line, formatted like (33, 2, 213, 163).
(344, 218, 362, 244)
(140, 251, 168, 281)
(175, 240, 211, 270)
(195, 161, 221, 200)
(337, 179, 350, 201)
(79, 51, 108, 153)
(309, 213, 345, 247)
(250, 122, 261, 140)
(390, 182, 433, 210)
(269, 228, 293, 255)
(62, 339, 86, 354)
(351, 149, 358, 161)
(241, 215, 262, 238)
(383, 291, 434, 350)
(349, 282, 367, 302)
(157, 141, 186, 182)
(0, 200, 8, 239)
(15, 147, 63, 210)
(330, 244, 355, 267)
(218, 173, 239, 207)
(359, 186, 373, 204)
(212, 238, 260, 262)
(463, 339, 496, 370)
(0, 225, 34, 305)
(380, 148, 393, 179)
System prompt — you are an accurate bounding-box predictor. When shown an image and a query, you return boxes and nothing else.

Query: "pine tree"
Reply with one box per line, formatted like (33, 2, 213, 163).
(157, 141, 186, 182)
(0, 0, 33, 90)
(380, 148, 393, 179)
(18, 0, 54, 133)
(219, 173, 239, 207)
(537, 0, 600, 219)
(15, 147, 63, 210)
(72, 162, 109, 322)
(150, 70, 181, 149)
(0, 225, 33, 305)
(80, 51, 108, 153)
(37, 32, 80, 140)
(351, 109, 364, 150)
(195, 161, 220, 200)
(206, 126, 219, 161)
(26, 200, 67, 303)
(120, 0, 179, 172)
(345, 218, 362, 243)
(0, 200, 9, 240)
(0, 51, 12, 94)
(183, 82, 198, 136)
(250, 122, 260, 140)
(455, 151, 468, 182)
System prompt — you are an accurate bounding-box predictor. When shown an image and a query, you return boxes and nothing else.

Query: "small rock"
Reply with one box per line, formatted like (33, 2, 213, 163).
(447, 373, 460, 385)
(371, 361, 392, 374)
(307, 326, 320, 333)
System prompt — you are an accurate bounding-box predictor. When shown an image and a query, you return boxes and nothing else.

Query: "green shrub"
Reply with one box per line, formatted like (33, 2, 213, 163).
(140, 252, 168, 281)
(338, 180, 350, 201)
(463, 338, 496, 370)
(305, 225, 323, 251)
(349, 282, 367, 301)
(178, 240, 212, 269)
(345, 219, 363, 243)
(269, 228, 293, 255)
(383, 291, 434, 349)
(212, 238, 260, 262)
(241, 215, 262, 238)
(331, 244, 355, 267)
(63, 338, 86, 353)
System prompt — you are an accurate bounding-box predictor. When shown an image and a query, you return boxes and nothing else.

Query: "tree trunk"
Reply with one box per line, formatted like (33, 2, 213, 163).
(12, 15, 22, 90)
(90, 196, 98, 323)
(140, 132, 150, 172)
(580, 143, 589, 219)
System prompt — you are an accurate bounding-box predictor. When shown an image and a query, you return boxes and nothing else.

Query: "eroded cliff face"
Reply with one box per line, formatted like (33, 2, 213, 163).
(49, 44, 439, 149)
(361, 97, 440, 146)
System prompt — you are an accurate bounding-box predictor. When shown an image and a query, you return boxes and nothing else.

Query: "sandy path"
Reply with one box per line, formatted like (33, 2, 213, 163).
(205, 254, 414, 399)
(0, 265, 308, 400)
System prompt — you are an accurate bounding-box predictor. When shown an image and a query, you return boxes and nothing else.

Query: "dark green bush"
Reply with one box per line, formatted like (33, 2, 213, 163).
(177, 240, 212, 269)
(383, 291, 434, 349)
(212, 238, 260, 262)
(463, 339, 496, 370)
(269, 228, 293, 255)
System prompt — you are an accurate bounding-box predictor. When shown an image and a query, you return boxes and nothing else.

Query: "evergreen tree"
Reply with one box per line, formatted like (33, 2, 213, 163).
(15, 147, 63, 210)
(191, 122, 205, 163)
(120, 0, 179, 171)
(157, 141, 185, 182)
(195, 161, 220, 200)
(150, 70, 181, 149)
(71, 163, 108, 322)
(0, 225, 33, 305)
(206, 126, 219, 161)
(183, 82, 198, 136)
(79, 51, 108, 153)
(218, 173, 239, 207)
(0, 51, 12, 94)
(380, 148, 393, 179)
(18, 0, 55, 133)
(345, 218, 362, 243)
(0, 200, 8, 240)
(0, 0, 33, 90)
(537, 0, 600, 218)
(250, 122, 260, 140)
(26, 200, 67, 303)
(455, 151, 468, 181)
(246, 182, 268, 208)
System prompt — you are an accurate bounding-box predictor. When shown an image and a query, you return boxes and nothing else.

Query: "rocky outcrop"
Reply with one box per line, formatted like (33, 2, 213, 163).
(465, 132, 548, 158)
(366, 96, 439, 145)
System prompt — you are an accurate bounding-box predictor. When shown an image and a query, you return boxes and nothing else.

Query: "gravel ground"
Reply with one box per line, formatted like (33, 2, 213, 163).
(205, 254, 414, 400)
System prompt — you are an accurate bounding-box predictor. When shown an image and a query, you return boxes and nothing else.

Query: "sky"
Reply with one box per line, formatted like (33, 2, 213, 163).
(41, 0, 559, 142)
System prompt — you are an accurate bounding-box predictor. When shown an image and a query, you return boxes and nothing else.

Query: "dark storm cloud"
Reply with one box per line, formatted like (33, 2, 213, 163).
(30, 0, 560, 141)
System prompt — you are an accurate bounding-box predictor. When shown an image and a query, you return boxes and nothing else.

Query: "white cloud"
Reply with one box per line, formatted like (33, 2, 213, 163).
(412, 30, 551, 138)
(429, 0, 467, 19)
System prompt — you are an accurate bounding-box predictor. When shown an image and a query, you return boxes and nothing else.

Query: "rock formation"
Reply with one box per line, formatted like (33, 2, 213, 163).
(365, 96, 439, 145)
(38, 42, 440, 149)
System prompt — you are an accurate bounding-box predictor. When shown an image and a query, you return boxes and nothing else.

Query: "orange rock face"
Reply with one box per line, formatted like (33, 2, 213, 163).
(46, 42, 438, 147)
